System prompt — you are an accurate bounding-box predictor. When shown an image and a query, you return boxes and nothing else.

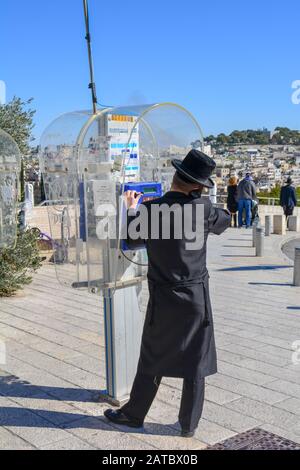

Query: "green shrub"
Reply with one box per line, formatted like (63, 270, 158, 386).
(0, 228, 42, 297)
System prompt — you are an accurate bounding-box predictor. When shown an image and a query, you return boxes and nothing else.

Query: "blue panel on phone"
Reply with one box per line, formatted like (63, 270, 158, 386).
(121, 182, 162, 251)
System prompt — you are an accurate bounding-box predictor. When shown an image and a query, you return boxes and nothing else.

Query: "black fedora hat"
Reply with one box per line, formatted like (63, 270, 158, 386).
(171, 149, 216, 188)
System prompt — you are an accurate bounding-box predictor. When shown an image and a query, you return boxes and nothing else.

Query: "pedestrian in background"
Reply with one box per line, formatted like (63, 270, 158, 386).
(227, 176, 238, 227)
(280, 177, 297, 219)
(237, 173, 256, 228)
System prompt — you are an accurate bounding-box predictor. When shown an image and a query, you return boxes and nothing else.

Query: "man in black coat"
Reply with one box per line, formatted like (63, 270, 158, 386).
(280, 177, 297, 218)
(105, 150, 231, 437)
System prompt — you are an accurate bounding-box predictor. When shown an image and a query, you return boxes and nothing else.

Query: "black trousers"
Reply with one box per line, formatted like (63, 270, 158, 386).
(231, 212, 237, 227)
(121, 372, 205, 432)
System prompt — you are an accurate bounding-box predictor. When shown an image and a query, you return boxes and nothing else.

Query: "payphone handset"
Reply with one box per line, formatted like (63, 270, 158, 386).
(120, 181, 162, 252)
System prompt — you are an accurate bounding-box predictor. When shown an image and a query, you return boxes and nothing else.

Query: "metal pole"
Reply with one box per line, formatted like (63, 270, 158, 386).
(265, 215, 271, 237)
(83, 0, 98, 114)
(255, 226, 264, 257)
(293, 247, 300, 286)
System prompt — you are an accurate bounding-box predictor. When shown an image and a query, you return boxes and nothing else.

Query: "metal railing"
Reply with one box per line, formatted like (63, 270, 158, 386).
(38, 199, 74, 207)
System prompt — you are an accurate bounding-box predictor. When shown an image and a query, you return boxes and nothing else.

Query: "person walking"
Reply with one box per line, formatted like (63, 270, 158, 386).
(227, 176, 238, 227)
(104, 150, 231, 438)
(280, 177, 297, 219)
(237, 173, 256, 228)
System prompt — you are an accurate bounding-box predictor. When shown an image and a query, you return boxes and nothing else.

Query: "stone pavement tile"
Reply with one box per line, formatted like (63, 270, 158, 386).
(205, 385, 241, 405)
(15, 339, 84, 362)
(194, 419, 237, 446)
(225, 397, 300, 434)
(55, 313, 101, 333)
(9, 350, 82, 379)
(67, 400, 108, 418)
(0, 325, 24, 341)
(253, 334, 295, 350)
(258, 423, 300, 445)
(212, 333, 236, 347)
(7, 368, 82, 391)
(274, 397, 300, 416)
(287, 363, 300, 373)
(8, 394, 87, 426)
(145, 394, 258, 442)
(216, 318, 267, 337)
(230, 329, 265, 340)
(229, 357, 300, 385)
(250, 344, 293, 362)
(64, 416, 156, 450)
(254, 327, 300, 343)
(157, 380, 241, 406)
(214, 325, 241, 335)
(218, 334, 269, 352)
(0, 406, 72, 447)
(64, 353, 105, 375)
(104, 419, 207, 450)
(265, 380, 300, 399)
(218, 343, 290, 367)
(217, 360, 275, 386)
(76, 343, 103, 359)
(39, 436, 97, 450)
(202, 401, 260, 433)
(0, 395, 20, 407)
(207, 373, 287, 405)
(0, 427, 36, 450)
(61, 368, 105, 390)
(218, 350, 261, 368)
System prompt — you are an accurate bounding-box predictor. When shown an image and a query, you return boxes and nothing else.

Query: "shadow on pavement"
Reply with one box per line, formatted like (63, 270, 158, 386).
(0, 405, 176, 435)
(218, 265, 292, 272)
(0, 375, 100, 402)
(248, 282, 293, 287)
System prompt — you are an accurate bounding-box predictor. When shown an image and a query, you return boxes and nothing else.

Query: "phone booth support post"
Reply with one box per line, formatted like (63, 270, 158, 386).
(40, 103, 204, 404)
(0, 129, 21, 250)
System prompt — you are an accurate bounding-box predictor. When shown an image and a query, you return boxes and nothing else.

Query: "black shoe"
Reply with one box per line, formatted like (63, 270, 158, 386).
(104, 409, 143, 428)
(181, 430, 195, 438)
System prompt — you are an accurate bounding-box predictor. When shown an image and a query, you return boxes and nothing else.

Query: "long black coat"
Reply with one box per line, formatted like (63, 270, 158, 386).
(126, 191, 231, 379)
(227, 185, 238, 213)
(280, 185, 297, 215)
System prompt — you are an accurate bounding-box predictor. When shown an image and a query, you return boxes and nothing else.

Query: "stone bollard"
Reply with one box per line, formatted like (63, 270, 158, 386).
(265, 215, 272, 236)
(255, 227, 264, 257)
(252, 220, 260, 247)
(293, 247, 300, 286)
(273, 215, 286, 235)
(288, 216, 300, 232)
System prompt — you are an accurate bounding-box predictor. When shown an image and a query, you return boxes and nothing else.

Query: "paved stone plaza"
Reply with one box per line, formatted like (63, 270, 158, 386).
(0, 228, 300, 450)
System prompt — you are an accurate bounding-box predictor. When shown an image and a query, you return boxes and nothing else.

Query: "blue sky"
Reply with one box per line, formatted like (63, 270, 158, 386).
(1, 0, 300, 142)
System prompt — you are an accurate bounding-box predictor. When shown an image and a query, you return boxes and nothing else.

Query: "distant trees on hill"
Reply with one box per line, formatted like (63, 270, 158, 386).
(205, 127, 300, 146)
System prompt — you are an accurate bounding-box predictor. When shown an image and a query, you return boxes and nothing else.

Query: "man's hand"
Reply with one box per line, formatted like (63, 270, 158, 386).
(123, 190, 143, 210)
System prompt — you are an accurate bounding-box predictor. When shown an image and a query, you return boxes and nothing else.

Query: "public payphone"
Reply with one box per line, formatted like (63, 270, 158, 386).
(0, 129, 21, 249)
(40, 103, 204, 404)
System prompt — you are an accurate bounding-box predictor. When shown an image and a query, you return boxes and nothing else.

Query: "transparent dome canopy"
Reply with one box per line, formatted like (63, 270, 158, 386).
(0, 129, 21, 249)
(40, 103, 204, 292)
